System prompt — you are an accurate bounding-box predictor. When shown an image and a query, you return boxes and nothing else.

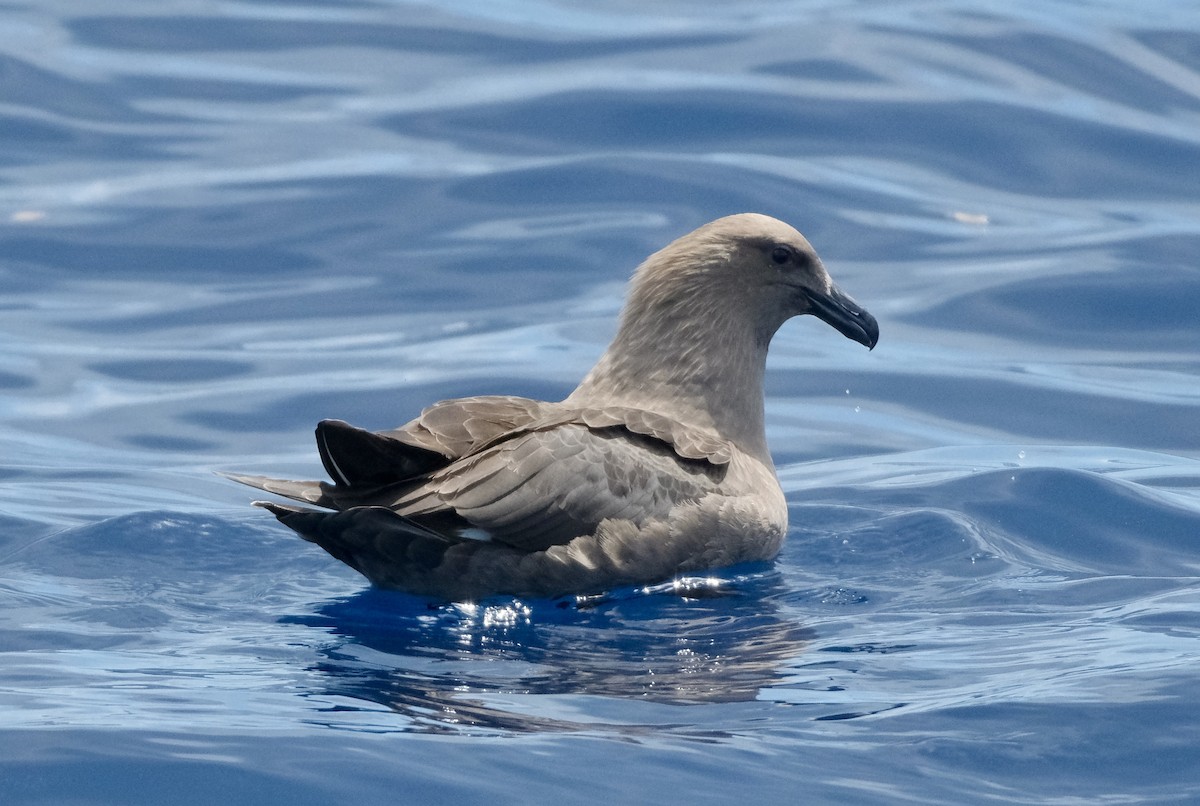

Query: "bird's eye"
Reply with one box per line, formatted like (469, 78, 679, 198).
(771, 246, 793, 265)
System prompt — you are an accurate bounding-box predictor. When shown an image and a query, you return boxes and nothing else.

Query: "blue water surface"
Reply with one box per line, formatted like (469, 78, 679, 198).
(3, 1, 1200, 803)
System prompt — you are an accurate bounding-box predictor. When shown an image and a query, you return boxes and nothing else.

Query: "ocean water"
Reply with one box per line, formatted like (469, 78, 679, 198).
(3, 1, 1200, 803)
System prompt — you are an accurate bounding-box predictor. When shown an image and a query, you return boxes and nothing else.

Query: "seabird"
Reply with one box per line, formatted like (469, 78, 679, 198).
(227, 213, 879, 600)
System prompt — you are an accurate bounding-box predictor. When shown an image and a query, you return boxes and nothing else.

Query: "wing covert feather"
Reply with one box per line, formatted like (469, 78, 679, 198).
(393, 424, 726, 552)
(382, 396, 550, 458)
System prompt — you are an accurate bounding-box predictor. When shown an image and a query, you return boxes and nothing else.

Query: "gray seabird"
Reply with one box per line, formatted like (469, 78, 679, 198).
(227, 214, 879, 600)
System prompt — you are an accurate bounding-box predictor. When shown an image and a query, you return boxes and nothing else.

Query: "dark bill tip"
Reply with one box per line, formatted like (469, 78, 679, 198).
(805, 285, 880, 350)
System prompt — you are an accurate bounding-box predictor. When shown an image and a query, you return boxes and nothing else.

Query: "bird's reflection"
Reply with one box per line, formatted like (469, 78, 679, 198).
(284, 565, 814, 735)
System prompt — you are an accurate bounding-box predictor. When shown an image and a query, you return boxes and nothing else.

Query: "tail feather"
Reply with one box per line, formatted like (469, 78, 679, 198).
(220, 472, 332, 507)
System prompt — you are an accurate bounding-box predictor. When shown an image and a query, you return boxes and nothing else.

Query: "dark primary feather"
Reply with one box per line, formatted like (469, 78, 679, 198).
(316, 419, 447, 486)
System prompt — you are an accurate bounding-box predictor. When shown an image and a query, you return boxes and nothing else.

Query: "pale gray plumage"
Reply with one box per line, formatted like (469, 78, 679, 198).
(226, 213, 879, 600)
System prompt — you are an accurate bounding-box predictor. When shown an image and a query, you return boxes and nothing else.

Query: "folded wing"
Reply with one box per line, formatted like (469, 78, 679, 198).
(389, 423, 726, 551)
(229, 396, 733, 554)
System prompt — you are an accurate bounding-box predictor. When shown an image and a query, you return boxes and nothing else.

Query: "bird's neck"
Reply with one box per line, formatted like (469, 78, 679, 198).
(566, 281, 774, 463)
